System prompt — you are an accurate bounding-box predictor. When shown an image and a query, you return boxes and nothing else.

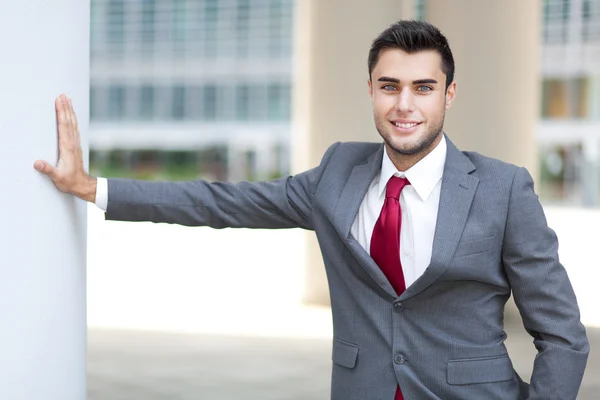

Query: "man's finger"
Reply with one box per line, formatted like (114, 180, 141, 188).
(56, 95, 72, 153)
(67, 98, 80, 142)
(34, 160, 56, 179)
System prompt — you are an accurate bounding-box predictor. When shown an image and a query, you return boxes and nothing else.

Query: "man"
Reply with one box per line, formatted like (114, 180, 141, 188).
(35, 20, 588, 400)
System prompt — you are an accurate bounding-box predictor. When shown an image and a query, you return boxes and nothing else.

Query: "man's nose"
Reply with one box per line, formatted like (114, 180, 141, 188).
(395, 88, 415, 112)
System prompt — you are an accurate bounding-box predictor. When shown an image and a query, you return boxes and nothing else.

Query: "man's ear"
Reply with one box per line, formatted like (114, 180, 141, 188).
(368, 78, 373, 98)
(445, 81, 457, 110)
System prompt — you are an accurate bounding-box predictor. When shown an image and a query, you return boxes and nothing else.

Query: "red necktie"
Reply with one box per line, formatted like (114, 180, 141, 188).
(370, 175, 410, 400)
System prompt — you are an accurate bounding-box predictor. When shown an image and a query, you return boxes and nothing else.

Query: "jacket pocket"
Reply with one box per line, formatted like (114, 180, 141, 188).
(332, 338, 359, 369)
(447, 354, 513, 385)
(453, 234, 496, 258)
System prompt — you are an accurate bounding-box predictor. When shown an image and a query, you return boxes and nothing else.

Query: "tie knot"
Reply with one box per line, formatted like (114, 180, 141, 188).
(386, 176, 410, 199)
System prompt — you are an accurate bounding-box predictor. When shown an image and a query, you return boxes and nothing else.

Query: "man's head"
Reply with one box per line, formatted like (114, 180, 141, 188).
(367, 20, 456, 169)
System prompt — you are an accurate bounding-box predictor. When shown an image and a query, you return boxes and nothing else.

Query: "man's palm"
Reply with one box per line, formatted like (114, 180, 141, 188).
(34, 95, 95, 201)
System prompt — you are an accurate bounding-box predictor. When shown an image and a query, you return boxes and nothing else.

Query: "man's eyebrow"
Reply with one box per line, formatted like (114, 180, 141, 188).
(377, 76, 400, 84)
(412, 79, 438, 85)
(376, 77, 438, 85)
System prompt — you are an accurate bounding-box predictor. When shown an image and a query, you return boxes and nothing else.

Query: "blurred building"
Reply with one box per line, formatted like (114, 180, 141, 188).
(539, 0, 600, 206)
(88, 0, 600, 207)
(89, 0, 293, 181)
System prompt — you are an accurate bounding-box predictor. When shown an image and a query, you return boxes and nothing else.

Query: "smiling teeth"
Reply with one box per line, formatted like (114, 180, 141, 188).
(394, 122, 419, 128)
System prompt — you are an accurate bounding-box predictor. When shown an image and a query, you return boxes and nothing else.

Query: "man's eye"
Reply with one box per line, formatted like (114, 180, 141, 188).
(382, 85, 397, 91)
(416, 86, 433, 92)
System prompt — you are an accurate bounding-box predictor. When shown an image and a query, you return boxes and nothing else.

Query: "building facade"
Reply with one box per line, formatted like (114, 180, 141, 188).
(89, 0, 600, 207)
(539, 0, 600, 206)
(89, 0, 293, 181)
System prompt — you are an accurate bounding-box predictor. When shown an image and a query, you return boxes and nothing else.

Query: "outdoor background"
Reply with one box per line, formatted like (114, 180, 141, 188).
(85, 0, 600, 399)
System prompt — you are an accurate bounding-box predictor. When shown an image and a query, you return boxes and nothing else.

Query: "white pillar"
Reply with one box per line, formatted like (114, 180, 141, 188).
(0, 2, 89, 399)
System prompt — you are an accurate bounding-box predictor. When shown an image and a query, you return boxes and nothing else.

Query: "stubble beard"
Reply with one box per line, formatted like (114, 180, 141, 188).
(376, 111, 445, 159)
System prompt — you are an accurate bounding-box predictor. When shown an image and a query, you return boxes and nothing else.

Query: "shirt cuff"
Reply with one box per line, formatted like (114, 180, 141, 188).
(95, 177, 108, 211)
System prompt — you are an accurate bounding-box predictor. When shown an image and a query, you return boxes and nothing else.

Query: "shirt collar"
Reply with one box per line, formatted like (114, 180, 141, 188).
(377, 134, 447, 201)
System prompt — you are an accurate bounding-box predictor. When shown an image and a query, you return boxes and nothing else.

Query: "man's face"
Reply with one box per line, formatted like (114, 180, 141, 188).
(368, 48, 456, 159)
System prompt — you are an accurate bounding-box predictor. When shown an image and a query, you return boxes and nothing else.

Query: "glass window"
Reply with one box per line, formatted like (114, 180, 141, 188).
(415, 0, 425, 21)
(203, 85, 218, 120)
(541, 77, 590, 119)
(205, 0, 219, 58)
(543, 0, 570, 43)
(139, 85, 155, 120)
(267, 83, 291, 121)
(107, 85, 126, 120)
(172, 85, 186, 120)
(268, 0, 292, 57)
(106, 0, 125, 54)
(173, 0, 187, 41)
(236, 84, 250, 121)
(237, 0, 251, 58)
(141, 0, 156, 51)
(582, 0, 600, 41)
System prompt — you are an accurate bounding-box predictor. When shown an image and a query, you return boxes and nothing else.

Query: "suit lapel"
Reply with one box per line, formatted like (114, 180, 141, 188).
(333, 144, 384, 239)
(401, 137, 479, 300)
(333, 144, 398, 299)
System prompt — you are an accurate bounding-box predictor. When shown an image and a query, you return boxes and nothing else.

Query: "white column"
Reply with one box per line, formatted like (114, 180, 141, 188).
(0, 1, 89, 399)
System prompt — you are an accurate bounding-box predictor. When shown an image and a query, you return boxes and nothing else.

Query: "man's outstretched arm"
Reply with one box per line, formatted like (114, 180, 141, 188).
(34, 94, 338, 230)
(34, 94, 97, 203)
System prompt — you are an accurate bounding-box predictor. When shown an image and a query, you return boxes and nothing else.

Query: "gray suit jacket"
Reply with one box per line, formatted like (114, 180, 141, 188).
(105, 136, 589, 400)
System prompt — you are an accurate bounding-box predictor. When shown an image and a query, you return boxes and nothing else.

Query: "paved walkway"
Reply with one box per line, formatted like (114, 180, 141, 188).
(87, 316, 599, 400)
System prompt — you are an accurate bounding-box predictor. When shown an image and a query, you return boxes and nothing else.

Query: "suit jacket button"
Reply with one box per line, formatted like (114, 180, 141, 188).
(394, 355, 406, 365)
(394, 302, 403, 311)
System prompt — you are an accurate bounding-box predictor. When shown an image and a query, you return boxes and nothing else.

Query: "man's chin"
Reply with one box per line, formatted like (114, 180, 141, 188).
(388, 140, 425, 156)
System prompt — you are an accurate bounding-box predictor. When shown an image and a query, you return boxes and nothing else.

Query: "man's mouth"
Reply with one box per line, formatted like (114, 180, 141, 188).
(390, 120, 422, 131)
(392, 121, 421, 129)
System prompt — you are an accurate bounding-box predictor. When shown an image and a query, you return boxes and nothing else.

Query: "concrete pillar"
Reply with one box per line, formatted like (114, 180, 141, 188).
(292, 0, 412, 305)
(0, 2, 89, 399)
(425, 0, 541, 176)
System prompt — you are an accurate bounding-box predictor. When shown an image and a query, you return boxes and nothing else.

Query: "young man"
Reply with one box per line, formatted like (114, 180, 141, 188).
(35, 20, 588, 400)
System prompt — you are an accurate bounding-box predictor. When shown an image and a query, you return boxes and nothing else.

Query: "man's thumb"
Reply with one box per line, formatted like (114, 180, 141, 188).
(34, 160, 55, 177)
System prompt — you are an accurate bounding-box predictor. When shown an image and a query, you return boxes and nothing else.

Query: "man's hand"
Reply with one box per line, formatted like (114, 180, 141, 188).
(34, 94, 97, 203)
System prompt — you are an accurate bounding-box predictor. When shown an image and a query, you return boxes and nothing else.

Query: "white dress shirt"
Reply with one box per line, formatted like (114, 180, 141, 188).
(95, 137, 447, 289)
(350, 136, 447, 289)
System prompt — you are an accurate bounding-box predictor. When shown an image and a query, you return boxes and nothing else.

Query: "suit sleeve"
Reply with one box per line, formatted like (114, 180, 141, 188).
(502, 167, 589, 400)
(104, 142, 340, 230)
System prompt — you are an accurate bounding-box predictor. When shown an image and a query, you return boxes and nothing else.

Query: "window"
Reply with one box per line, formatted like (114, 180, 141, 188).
(415, 0, 425, 21)
(541, 77, 590, 119)
(237, 0, 251, 58)
(267, 83, 291, 121)
(204, 0, 219, 58)
(203, 85, 218, 120)
(268, 0, 292, 57)
(139, 85, 155, 120)
(543, 0, 570, 43)
(172, 85, 186, 120)
(106, 0, 125, 54)
(236, 84, 250, 121)
(107, 85, 126, 120)
(583, 0, 600, 41)
(172, 0, 187, 54)
(141, 0, 156, 52)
